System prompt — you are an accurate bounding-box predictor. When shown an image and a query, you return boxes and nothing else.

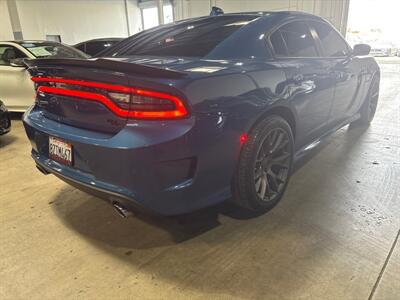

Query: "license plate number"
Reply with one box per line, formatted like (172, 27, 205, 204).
(49, 136, 73, 166)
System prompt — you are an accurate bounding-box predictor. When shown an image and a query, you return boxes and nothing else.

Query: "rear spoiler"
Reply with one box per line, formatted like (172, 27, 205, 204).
(24, 58, 188, 79)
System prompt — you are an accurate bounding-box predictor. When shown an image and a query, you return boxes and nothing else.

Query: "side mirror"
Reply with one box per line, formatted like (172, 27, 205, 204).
(10, 58, 27, 68)
(353, 44, 371, 56)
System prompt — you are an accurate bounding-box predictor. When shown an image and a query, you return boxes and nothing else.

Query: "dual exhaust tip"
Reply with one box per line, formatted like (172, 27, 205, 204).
(112, 202, 133, 218)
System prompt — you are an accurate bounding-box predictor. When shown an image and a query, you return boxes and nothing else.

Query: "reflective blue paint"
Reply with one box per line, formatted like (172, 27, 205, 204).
(23, 12, 379, 215)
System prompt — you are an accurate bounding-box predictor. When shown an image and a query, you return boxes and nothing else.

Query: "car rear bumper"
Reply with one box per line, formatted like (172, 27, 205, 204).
(33, 152, 149, 214)
(23, 107, 240, 215)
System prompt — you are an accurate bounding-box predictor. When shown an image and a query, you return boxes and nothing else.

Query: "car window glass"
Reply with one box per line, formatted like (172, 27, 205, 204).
(0, 45, 27, 66)
(110, 16, 258, 58)
(85, 42, 107, 56)
(311, 21, 350, 57)
(270, 29, 288, 56)
(21, 42, 88, 59)
(76, 43, 86, 53)
(277, 21, 318, 57)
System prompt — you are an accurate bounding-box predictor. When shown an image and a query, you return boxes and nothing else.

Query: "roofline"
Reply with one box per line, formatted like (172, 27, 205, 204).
(217, 10, 322, 17)
(172, 10, 324, 24)
(74, 37, 125, 46)
(77, 37, 125, 43)
(221, 11, 326, 25)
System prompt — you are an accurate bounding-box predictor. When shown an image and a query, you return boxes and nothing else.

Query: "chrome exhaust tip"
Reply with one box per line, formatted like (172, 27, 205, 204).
(112, 202, 133, 218)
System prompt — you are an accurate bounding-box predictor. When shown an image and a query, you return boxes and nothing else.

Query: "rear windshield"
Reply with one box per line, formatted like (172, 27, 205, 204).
(107, 16, 258, 58)
(20, 42, 88, 59)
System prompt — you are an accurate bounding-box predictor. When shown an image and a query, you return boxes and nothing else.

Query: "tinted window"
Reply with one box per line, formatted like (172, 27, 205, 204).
(75, 43, 86, 53)
(0, 45, 27, 66)
(273, 21, 318, 57)
(85, 41, 118, 56)
(270, 30, 287, 56)
(311, 22, 350, 57)
(19, 42, 88, 59)
(85, 42, 103, 56)
(109, 16, 258, 58)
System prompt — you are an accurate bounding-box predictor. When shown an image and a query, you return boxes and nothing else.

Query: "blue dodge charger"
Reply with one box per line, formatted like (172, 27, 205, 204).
(23, 11, 380, 216)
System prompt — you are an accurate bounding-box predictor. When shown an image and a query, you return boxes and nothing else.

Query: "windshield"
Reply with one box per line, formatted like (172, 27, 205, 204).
(106, 16, 258, 58)
(20, 42, 88, 59)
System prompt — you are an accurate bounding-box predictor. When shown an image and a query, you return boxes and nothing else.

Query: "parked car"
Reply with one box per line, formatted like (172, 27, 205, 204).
(0, 100, 11, 135)
(23, 11, 379, 217)
(73, 38, 124, 56)
(370, 42, 396, 57)
(0, 41, 88, 112)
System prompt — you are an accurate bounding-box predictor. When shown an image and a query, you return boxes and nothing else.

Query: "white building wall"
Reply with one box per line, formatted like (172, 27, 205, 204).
(2, 0, 143, 44)
(173, 0, 350, 35)
(1, 0, 350, 44)
(126, 0, 144, 34)
(0, 0, 15, 40)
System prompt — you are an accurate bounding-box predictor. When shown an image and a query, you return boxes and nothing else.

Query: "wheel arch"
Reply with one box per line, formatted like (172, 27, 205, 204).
(248, 105, 297, 140)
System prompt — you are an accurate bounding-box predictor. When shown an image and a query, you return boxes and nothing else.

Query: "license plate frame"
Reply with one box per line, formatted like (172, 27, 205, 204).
(49, 136, 73, 166)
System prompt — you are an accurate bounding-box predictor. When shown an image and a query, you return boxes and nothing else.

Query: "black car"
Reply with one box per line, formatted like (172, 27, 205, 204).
(73, 38, 124, 56)
(0, 100, 11, 135)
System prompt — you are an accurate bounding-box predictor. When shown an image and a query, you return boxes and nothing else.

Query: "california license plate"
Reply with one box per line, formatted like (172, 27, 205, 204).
(49, 136, 73, 166)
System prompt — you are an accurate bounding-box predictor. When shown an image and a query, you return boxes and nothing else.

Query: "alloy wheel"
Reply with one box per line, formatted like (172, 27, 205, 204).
(254, 128, 291, 202)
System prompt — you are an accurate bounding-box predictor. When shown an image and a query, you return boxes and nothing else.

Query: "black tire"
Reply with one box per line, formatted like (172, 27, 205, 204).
(233, 115, 294, 213)
(351, 75, 380, 127)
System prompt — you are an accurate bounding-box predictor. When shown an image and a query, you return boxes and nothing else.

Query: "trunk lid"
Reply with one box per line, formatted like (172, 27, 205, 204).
(26, 58, 189, 134)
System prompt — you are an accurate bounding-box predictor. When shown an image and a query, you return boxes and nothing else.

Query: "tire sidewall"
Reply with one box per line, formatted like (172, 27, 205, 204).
(235, 115, 294, 212)
(366, 76, 380, 122)
(362, 75, 380, 123)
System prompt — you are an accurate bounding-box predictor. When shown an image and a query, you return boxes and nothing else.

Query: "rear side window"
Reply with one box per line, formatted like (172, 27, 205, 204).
(85, 41, 108, 56)
(270, 30, 287, 56)
(75, 43, 86, 53)
(0, 45, 27, 66)
(109, 16, 258, 58)
(271, 21, 318, 57)
(311, 21, 350, 57)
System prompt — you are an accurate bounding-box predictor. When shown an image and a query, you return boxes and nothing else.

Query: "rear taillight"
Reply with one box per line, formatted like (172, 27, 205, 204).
(31, 77, 188, 119)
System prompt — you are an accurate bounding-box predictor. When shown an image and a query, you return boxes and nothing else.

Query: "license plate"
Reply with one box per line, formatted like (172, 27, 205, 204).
(49, 136, 73, 166)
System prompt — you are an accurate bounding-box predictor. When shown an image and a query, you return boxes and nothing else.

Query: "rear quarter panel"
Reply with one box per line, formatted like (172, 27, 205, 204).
(351, 56, 381, 114)
(163, 63, 293, 197)
(181, 61, 292, 132)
